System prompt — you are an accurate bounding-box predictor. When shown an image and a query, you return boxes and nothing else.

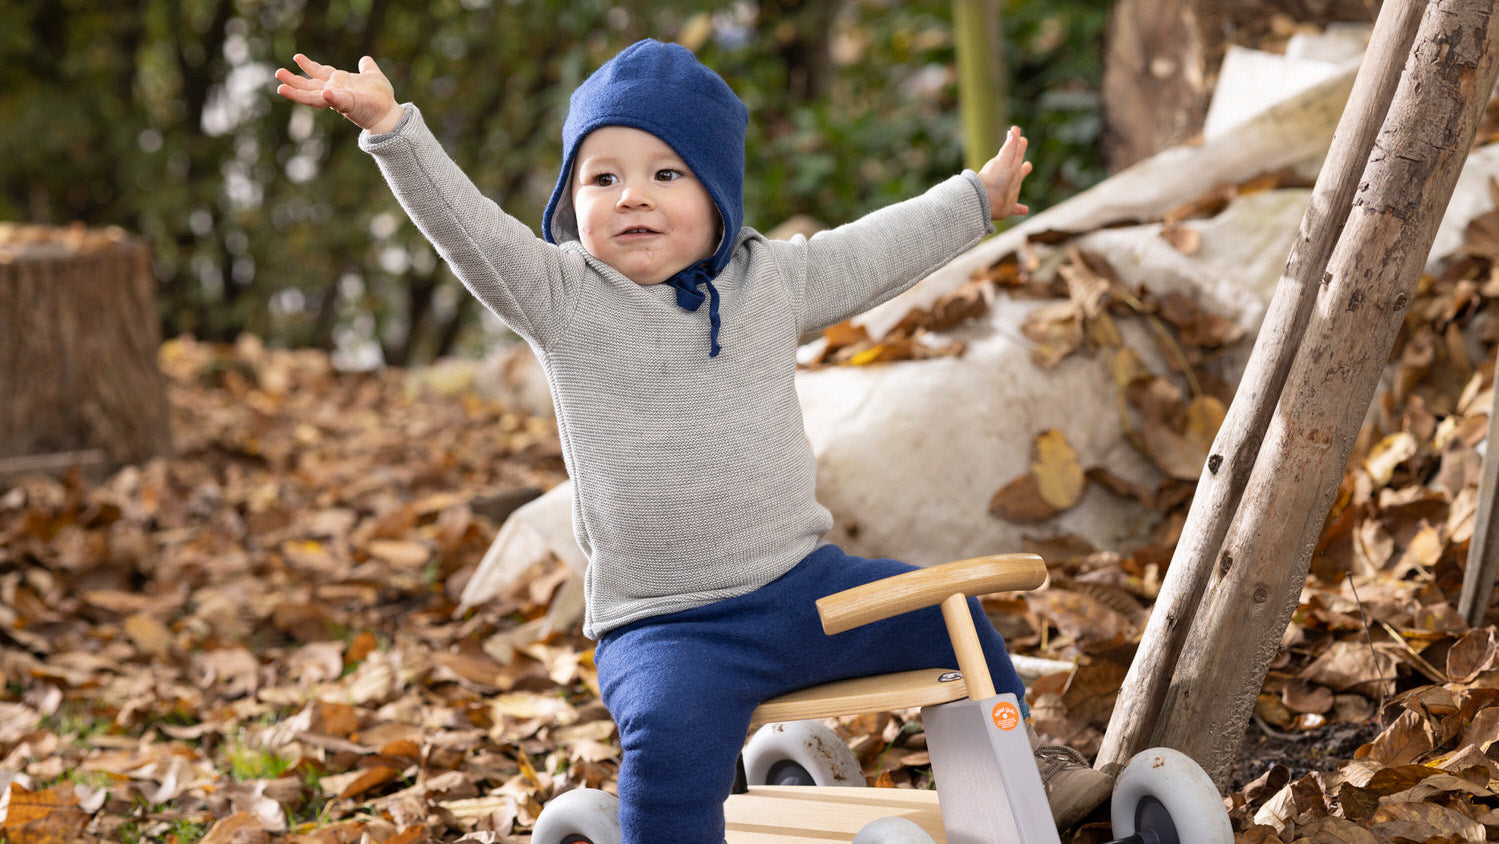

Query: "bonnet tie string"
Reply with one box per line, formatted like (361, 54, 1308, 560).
(663, 262, 722, 357)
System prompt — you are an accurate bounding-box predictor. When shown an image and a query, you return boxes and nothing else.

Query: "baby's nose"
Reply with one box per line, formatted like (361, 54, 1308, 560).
(617, 181, 654, 208)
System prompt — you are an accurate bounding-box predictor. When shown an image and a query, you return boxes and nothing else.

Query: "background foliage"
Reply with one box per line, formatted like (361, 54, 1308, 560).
(0, 0, 1106, 365)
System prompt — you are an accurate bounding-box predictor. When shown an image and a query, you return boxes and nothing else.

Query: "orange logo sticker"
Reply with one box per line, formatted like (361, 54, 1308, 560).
(991, 701, 1021, 731)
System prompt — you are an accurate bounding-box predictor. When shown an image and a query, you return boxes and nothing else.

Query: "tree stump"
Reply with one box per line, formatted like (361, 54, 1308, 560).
(0, 224, 172, 471)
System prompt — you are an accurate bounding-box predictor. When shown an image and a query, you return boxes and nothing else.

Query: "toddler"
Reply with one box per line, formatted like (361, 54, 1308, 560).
(276, 38, 1108, 841)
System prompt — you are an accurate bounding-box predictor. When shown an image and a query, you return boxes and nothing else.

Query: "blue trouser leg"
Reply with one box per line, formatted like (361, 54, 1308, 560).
(594, 544, 1027, 844)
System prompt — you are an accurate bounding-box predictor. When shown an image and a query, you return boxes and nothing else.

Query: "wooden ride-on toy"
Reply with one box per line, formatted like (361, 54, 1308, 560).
(532, 553, 1233, 844)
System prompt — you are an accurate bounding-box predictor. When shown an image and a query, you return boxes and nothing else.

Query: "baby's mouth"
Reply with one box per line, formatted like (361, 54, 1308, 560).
(619, 227, 659, 236)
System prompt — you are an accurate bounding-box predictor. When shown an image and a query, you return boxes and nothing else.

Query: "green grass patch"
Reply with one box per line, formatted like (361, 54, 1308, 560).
(39, 700, 114, 746)
(224, 733, 296, 781)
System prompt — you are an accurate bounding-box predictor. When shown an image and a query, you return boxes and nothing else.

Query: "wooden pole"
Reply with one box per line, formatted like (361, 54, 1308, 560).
(1096, 0, 1428, 778)
(953, 0, 1007, 172)
(940, 593, 997, 699)
(1138, 0, 1499, 785)
(1459, 374, 1499, 624)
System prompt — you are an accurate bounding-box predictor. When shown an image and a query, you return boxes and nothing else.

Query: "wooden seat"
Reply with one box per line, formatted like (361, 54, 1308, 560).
(749, 553, 1048, 727)
(750, 668, 968, 726)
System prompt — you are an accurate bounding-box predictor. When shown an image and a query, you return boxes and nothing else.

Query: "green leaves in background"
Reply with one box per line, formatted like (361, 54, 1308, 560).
(0, 0, 1104, 365)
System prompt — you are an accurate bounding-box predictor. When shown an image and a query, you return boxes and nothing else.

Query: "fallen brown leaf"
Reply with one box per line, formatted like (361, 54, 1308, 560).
(199, 812, 271, 844)
(1160, 222, 1202, 255)
(1031, 429, 1086, 511)
(988, 473, 1060, 523)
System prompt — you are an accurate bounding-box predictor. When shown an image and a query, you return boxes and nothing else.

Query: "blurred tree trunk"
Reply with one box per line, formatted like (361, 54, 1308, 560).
(0, 225, 172, 470)
(1101, 0, 1211, 173)
(953, 0, 1008, 173)
(757, 0, 842, 102)
(1103, 0, 1382, 172)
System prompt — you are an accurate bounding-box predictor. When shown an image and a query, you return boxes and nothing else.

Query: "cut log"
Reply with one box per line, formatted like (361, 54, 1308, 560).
(0, 449, 107, 482)
(0, 224, 172, 469)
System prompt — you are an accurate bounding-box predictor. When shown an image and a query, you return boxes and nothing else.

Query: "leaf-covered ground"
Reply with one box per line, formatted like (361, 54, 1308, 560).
(7, 191, 1499, 843)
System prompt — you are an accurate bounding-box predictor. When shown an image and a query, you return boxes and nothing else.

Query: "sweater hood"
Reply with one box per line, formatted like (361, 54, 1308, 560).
(543, 38, 748, 280)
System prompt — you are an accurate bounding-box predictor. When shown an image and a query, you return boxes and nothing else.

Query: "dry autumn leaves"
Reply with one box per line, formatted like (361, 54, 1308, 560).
(1, 338, 585, 843)
(7, 177, 1499, 843)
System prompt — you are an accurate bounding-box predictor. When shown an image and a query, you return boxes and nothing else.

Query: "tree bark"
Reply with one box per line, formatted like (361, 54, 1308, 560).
(1101, 0, 1212, 173)
(1095, 0, 1426, 779)
(1125, 0, 1499, 785)
(0, 224, 172, 469)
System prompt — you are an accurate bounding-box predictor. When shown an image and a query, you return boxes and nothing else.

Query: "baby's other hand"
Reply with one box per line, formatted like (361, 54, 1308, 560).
(978, 126, 1033, 219)
(275, 54, 404, 134)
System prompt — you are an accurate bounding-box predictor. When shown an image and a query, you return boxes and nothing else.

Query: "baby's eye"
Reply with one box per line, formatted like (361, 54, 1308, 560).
(655, 169, 683, 182)
(588, 173, 618, 187)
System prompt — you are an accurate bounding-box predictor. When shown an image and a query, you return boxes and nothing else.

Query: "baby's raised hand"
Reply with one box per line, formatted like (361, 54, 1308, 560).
(275, 54, 404, 135)
(978, 126, 1033, 219)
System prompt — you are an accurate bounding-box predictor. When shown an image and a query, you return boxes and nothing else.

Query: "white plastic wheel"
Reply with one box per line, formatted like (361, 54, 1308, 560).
(1111, 747, 1233, 844)
(852, 816, 937, 844)
(743, 720, 863, 787)
(531, 788, 622, 844)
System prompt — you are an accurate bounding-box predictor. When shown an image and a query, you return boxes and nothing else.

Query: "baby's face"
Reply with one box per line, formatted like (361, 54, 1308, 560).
(573, 126, 719, 286)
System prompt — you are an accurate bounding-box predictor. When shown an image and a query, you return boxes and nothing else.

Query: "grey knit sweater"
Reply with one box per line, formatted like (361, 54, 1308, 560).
(361, 105, 994, 638)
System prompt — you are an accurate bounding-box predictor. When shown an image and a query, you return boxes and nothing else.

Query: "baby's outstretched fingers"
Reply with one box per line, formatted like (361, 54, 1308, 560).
(978, 126, 1032, 220)
(320, 80, 357, 114)
(274, 68, 325, 107)
(274, 54, 340, 108)
(292, 53, 335, 80)
(358, 56, 387, 79)
(274, 53, 402, 134)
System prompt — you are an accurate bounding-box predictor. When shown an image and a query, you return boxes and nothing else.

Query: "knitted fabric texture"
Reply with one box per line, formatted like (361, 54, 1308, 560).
(542, 38, 748, 357)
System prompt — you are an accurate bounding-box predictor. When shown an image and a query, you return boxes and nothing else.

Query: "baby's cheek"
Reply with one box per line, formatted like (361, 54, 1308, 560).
(576, 223, 601, 253)
(694, 215, 721, 256)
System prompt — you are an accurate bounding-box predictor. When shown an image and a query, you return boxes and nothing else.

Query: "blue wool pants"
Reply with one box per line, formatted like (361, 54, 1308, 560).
(594, 543, 1027, 844)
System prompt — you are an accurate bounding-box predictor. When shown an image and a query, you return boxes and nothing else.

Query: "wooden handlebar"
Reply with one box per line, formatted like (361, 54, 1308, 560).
(816, 553, 1048, 636)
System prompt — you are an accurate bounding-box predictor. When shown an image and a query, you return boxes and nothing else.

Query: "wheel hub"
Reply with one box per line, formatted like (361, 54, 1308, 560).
(1133, 794, 1180, 844)
(767, 759, 817, 787)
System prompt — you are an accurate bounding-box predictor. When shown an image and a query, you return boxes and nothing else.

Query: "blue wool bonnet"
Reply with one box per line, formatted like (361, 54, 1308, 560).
(543, 39, 749, 357)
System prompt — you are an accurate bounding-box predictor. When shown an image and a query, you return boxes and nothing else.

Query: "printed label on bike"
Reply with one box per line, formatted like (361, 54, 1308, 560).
(991, 701, 1021, 731)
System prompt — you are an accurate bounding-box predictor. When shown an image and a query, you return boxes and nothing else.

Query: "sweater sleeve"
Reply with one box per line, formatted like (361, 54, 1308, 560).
(770, 171, 994, 335)
(359, 105, 581, 349)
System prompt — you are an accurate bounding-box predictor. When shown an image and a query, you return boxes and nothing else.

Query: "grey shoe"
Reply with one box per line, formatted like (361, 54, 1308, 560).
(1032, 744, 1112, 830)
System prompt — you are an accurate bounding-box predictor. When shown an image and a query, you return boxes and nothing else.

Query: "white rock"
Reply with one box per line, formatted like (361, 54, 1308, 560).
(809, 187, 1318, 562)
(456, 481, 585, 631)
(801, 306, 1163, 562)
(1204, 28, 1367, 142)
